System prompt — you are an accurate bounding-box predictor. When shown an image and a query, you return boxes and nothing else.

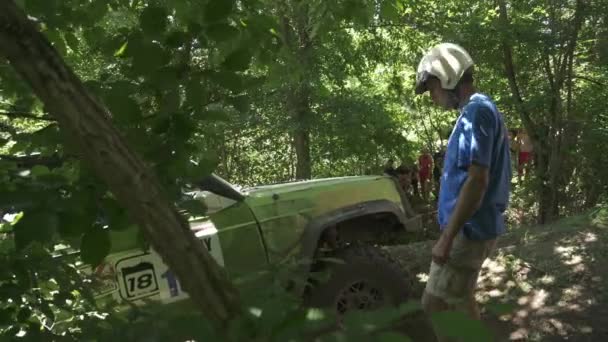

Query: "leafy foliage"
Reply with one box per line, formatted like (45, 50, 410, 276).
(1, 0, 607, 339)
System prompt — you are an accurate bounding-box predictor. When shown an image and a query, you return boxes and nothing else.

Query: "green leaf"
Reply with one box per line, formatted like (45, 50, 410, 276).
(0, 159, 18, 171)
(64, 32, 79, 52)
(187, 22, 203, 34)
(180, 199, 207, 216)
(36, 172, 68, 188)
(131, 43, 168, 75)
(82, 27, 105, 49)
(140, 6, 168, 37)
(89, 0, 109, 20)
(0, 221, 12, 234)
(151, 116, 172, 135)
(46, 29, 67, 56)
(380, 1, 399, 21)
(206, 23, 239, 42)
(31, 165, 50, 177)
(16, 307, 32, 323)
(201, 108, 230, 121)
(13, 210, 58, 250)
(102, 198, 131, 231)
(149, 66, 182, 90)
(204, 0, 234, 23)
(0, 308, 16, 326)
(430, 311, 493, 342)
(166, 31, 189, 48)
(57, 210, 93, 238)
(222, 47, 253, 71)
(486, 302, 516, 316)
(80, 226, 111, 266)
(228, 94, 250, 113)
(125, 31, 167, 71)
(170, 112, 195, 138)
(186, 77, 207, 109)
(39, 302, 55, 323)
(104, 83, 141, 123)
(24, 0, 58, 18)
(114, 41, 128, 57)
(160, 89, 182, 115)
(208, 71, 244, 92)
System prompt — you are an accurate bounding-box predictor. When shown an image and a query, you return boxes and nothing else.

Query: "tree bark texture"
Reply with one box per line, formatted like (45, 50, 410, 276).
(0, 0, 241, 331)
(279, 0, 313, 180)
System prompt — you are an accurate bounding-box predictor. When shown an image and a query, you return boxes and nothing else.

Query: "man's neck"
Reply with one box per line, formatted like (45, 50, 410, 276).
(457, 86, 476, 109)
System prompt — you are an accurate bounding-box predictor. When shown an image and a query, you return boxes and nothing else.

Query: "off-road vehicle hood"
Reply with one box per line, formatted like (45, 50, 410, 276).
(244, 175, 386, 197)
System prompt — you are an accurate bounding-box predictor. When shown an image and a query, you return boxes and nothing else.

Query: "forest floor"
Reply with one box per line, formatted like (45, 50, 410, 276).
(388, 204, 608, 341)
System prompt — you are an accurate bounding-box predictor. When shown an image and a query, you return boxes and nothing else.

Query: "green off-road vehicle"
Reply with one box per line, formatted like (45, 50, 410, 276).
(81, 174, 423, 314)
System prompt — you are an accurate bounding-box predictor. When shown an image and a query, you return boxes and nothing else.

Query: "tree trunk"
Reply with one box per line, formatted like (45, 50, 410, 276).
(540, 0, 586, 222)
(0, 0, 241, 333)
(279, 0, 313, 180)
(291, 93, 312, 180)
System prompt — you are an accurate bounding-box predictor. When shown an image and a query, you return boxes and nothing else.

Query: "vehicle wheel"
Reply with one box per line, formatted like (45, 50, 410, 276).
(307, 245, 411, 315)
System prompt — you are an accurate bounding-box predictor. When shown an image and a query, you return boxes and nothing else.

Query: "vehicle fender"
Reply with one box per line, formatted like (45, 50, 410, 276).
(290, 199, 415, 296)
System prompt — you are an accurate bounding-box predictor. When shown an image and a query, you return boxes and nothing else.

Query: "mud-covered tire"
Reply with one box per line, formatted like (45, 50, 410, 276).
(307, 245, 410, 315)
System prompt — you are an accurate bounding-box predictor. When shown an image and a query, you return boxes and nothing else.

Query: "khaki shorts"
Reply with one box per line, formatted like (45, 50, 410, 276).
(424, 233, 496, 305)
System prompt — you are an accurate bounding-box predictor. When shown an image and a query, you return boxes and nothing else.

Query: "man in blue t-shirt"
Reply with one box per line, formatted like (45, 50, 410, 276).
(414, 43, 511, 338)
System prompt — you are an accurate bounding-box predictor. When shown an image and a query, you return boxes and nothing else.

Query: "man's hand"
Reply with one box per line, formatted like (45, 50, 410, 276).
(432, 235, 453, 265)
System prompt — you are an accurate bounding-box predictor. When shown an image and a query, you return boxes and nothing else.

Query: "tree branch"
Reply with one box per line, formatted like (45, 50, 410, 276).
(565, 0, 586, 117)
(496, 0, 539, 143)
(0, 110, 55, 121)
(542, 53, 555, 92)
(572, 75, 605, 87)
(0, 153, 65, 168)
(338, 22, 415, 30)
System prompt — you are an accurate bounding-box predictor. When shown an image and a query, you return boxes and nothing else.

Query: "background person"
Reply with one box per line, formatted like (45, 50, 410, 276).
(516, 128, 534, 180)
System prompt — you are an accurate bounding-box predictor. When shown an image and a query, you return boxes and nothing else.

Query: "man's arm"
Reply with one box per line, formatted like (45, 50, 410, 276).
(432, 164, 489, 264)
(442, 164, 489, 240)
(432, 106, 496, 264)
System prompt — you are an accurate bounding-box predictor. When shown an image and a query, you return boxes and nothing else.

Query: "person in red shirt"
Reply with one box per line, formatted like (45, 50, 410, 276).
(418, 148, 433, 201)
(515, 128, 534, 181)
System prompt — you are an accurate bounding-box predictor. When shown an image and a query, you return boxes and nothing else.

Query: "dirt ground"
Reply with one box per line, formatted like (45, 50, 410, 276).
(387, 206, 608, 341)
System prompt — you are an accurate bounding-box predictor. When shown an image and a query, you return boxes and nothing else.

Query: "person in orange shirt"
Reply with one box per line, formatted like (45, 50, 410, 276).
(418, 148, 433, 201)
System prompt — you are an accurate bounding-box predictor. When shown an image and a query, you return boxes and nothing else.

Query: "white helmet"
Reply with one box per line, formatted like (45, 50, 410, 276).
(415, 43, 474, 94)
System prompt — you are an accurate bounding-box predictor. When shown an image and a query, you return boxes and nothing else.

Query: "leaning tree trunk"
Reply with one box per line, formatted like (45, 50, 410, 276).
(0, 0, 241, 332)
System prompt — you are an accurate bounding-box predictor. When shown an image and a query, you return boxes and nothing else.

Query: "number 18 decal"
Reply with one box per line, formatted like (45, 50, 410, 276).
(121, 262, 159, 299)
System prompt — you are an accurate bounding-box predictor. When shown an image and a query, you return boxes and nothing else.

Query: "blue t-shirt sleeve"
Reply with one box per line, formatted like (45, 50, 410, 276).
(457, 104, 496, 169)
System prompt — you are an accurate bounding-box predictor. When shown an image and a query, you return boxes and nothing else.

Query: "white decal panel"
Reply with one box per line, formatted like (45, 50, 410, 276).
(106, 226, 225, 304)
